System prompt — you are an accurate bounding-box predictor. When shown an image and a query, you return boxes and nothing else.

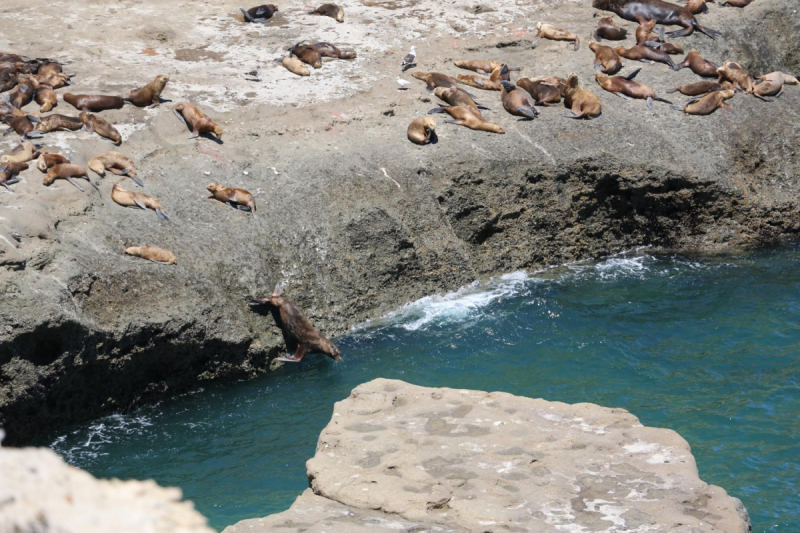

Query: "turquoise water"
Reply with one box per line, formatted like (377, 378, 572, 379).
(47, 248, 800, 532)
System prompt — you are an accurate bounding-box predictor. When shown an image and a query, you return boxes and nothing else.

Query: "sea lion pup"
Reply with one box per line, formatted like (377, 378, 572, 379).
(36, 152, 70, 172)
(125, 246, 177, 265)
(753, 72, 799, 99)
(289, 43, 323, 69)
(173, 103, 223, 140)
(126, 75, 169, 107)
(240, 4, 278, 22)
(34, 114, 84, 133)
(34, 84, 57, 112)
(407, 116, 437, 145)
(434, 86, 490, 116)
(412, 71, 462, 92)
(517, 78, 562, 106)
(682, 0, 709, 13)
(88, 151, 143, 186)
(499, 81, 539, 120)
(563, 74, 603, 119)
(111, 182, 169, 220)
(280, 56, 311, 76)
(207, 183, 258, 219)
(2, 114, 42, 140)
(595, 69, 672, 108)
(249, 285, 342, 363)
(529, 76, 568, 96)
(615, 44, 678, 70)
(63, 93, 125, 112)
(0, 161, 28, 192)
(592, 0, 721, 39)
(635, 18, 664, 46)
(311, 42, 357, 60)
(666, 80, 726, 96)
(589, 42, 623, 75)
(80, 112, 122, 145)
(0, 141, 39, 165)
(44, 163, 99, 192)
(594, 17, 628, 41)
(677, 49, 718, 77)
(671, 88, 736, 115)
(716, 61, 755, 93)
(428, 105, 505, 134)
(457, 73, 502, 91)
(308, 3, 344, 22)
(532, 22, 580, 51)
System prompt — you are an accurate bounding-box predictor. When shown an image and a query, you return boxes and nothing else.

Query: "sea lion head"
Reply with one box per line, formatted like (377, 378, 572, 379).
(589, 42, 600, 53)
(567, 73, 579, 88)
(433, 87, 453, 100)
(207, 183, 221, 194)
(422, 116, 436, 132)
(719, 89, 736, 99)
(594, 73, 608, 83)
(324, 339, 342, 362)
(88, 159, 105, 176)
(335, 8, 344, 22)
(411, 71, 428, 81)
(154, 74, 170, 88)
(268, 3, 279, 11)
(212, 124, 224, 139)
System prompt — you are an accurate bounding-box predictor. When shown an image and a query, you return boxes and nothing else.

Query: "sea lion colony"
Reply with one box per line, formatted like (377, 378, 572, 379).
(0, 0, 793, 362)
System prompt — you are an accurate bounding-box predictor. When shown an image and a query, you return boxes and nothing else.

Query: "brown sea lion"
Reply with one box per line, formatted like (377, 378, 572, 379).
(2, 114, 42, 139)
(88, 151, 143, 186)
(64, 93, 125, 112)
(9, 75, 38, 109)
(530, 76, 568, 96)
(532, 22, 580, 51)
(678, 49, 718, 77)
(36, 71, 71, 90)
(280, 56, 311, 76)
(36, 153, 70, 172)
(434, 86, 490, 116)
(312, 42, 356, 59)
(240, 4, 279, 22)
(595, 69, 672, 108)
(666, 80, 725, 96)
(249, 285, 342, 362)
(717, 61, 755, 93)
(289, 43, 323, 69)
(407, 116, 437, 145)
(0, 69, 21, 93)
(173, 103, 223, 140)
(517, 78, 562, 106)
(207, 183, 258, 218)
(0, 102, 26, 118)
(635, 19, 664, 45)
(457, 73, 502, 91)
(683, 0, 709, 13)
(111, 182, 169, 220)
(671, 88, 736, 115)
(126, 75, 169, 107)
(589, 42, 623, 75)
(454, 59, 503, 74)
(615, 44, 678, 70)
(35, 62, 64, 78)
(594, 17, 628, 41)
(428, 105, 505, 134)
(563, 74, 602, 119)
(34, 114, 84, 133)
(43, 163, 98, 192)
(0, 161, 28, 192)
(0, 141, 39, 165)
(592, 0, 721, 39)
(657, 42, 684, 54)
(412, 71, 461, 92)
(125, 246, 177, 264)
(720, 0, 753, 6)
(499, 81, 539, 120)
(308, 3, 344, 22)
(34, 85, 57, 112)
(753, 72, 799, 99)
(80, 112, 122, 145)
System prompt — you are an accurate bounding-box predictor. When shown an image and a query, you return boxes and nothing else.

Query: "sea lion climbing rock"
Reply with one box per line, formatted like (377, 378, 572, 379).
(563, 74, 603, 119)
(111, 182, 169, 220)
(207, 183, 258, 218)
(88, 151, 143, 186)
(173, 103, 223, 140)
(407, 116, 437, 145)
(80, 112, 122, 145)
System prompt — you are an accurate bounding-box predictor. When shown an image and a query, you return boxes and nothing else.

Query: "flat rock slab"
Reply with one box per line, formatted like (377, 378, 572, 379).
(229, 379, 750, 533)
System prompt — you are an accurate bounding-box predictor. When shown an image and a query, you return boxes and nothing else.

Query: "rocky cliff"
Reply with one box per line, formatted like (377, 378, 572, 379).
(1, 0, 800, 443)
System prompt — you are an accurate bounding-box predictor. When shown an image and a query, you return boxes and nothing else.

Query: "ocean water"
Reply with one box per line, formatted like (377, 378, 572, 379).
(46, 248, 800, 532)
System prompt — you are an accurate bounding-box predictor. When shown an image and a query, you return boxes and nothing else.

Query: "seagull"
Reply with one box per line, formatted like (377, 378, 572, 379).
(245, 67, 263, 82)
(401, 46, 416, 71)
(396, 77, 410, 90)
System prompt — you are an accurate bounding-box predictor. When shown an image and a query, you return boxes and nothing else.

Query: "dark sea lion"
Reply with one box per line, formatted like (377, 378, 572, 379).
(88, 151, 143, 186)
(249, 285, 342, 362)
(280, 56, 311, 76)
(174, 103, 223, 140)
(0, 69, 21, 93)
(34, 85, 57, 112)
(43, 163, 99, 192)
(0, 141, 39, 165)
(517, 78, 562, 106)
(532, 22, 580, 51)
(412, 71, 462, 92)
(428, 105, 505, 133)
(594, 17, 628, 41)
(595, 69, 672, 108)
(125, 246, 177, 264)
(80, 112, 122, 145)
(716, 61, 755, 93)
(290, 43, 323, 69)
(615, 44, 678, 70)
(34, 114, 84, 133)
(36, 152, 70, 172)
(434, 86, 489, 116)
(2, 114, 42, 139)
(0, 161, 28, 192)
(111, 182, 169, 220)
(308, 3, 344, 22)
(407, 116, 437, 145)
(9, 75, 38, 108)
(127, 75, 169, 107)
(240, 4, 279, 22)
(64, 93, 125, 112)
(592, 0, 721, 39)
(671, 88, 736, 115)
(666, 80, 725, 96)
(563, 74, 603, 119)
(500, 81, 539, 119)
(311, 42, 356, 60)
(207, 183, 258, 218)
(677, 49, 718, 77)
(589, 42, 623, 74)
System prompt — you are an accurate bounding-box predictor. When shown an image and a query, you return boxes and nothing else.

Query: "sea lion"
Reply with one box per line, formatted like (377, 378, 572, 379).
(0, 102, 26, 118)
(207, 183, 258, 218)
(34, 85, 57, 112)
(43, 163, 99, 192)
(499, 81, 539, 119)
(753, 72, 799, 99)
(595, 69, 672, 108)
(407, 116, 437, 145)
(88, 151, 143, 186)
(635, 19, 664, 45)
(657, 42, 684, 54)
(249, 285, 342, 362)
(615, 44, 678, 70)
(125, 246, 177, 264)
(289, 43, 323, 69)
(0, 141, 39, 165)
(308, 3, 344, 22)
(677, 49, 718, 77)
(454, 59, 503, 74)
(240, 4, 279, 22)
(111, 182, 169, 220)
(2, 114, 42, 139)
(720, 0, 753, 6)
(412, 71, 461, 92)
(280, 56, 310, 76)
(489, 64, 513, 82)
(532, 22, 580, 51)
(563, 74, 603, 119)
(36, 62, 64, 78)
(457, 73, 502, 91)
(0, 69, 21, 93)
(428, 105, 505, 134)
(683, 0, 709, 13)
(9, 75, 38, 109)
(312, 42, 356, 59)
(434, 86, 490, 116)
(592, 0, 721, 38)
(64, 93, 125, 112)
(34, 114, 84, 133)
(530, 76, 568, 95)
(716, 61, 755, 93)
(589, 42, 623, 75)
(36, 152, 70, 172)
(80, 112, 122, 145)
(671, 88, 736, 115)
(36, 71, 70, 90)
(173, 103, 223, 140)
(517, 78, 562, 106)
(0, 161, 28, 192)
(594, 17, 628, 41)
(666, 80, 725, 96)
(127, 75, 169, 107)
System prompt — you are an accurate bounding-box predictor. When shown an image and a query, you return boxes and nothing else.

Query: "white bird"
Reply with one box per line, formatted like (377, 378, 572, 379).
(401, 46, 416, 69)
(396, 77, 410, 89)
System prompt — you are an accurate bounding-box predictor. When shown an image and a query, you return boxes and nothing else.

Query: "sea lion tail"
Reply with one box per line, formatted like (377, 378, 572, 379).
(240, 7, 255, 21)
(517, 107, 538, 119)
(666, 87, 678, 94)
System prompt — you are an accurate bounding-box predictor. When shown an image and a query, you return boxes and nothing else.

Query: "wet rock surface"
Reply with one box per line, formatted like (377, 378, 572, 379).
(225, 379, 750, 533)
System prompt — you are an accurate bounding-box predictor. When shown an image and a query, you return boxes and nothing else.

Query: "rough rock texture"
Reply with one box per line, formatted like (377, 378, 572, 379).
(1, 0, 800, 443)
(0, 439, 212, 532)
(225, 379, 750, 533)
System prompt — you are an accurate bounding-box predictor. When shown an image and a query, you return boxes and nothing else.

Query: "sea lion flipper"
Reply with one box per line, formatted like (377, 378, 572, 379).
(155, 208, 169, 221)
(646, 97, 654, 109)
(477, 104, 491, 110)
(562, 112, 583, 119)
(625, 68, 642, 80)
(133, 197, 148, 210)
(573, 37, 580, 51)
(428, 107, 448, 114)
(531, 36, 540, 49)
(443, 120, 465, 125)
(616, 93, 633, 100)
(240, 7, 255, 21)
(89, 179, 101, 192)
(66, 177, 84, 192)
(670, 105, 685, 112)
(1, 182, 14, 193)
(132, 176, 145, 187)
(666, 87, 678, 94)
